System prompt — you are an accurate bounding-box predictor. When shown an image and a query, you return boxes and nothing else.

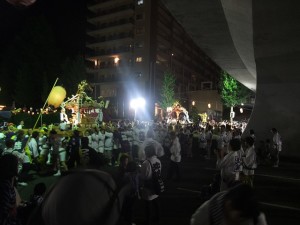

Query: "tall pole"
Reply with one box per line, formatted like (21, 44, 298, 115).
(33, 78, 59, 130)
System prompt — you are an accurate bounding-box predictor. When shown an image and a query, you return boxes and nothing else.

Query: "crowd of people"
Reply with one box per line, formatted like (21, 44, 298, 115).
(0, 118, 282, 225)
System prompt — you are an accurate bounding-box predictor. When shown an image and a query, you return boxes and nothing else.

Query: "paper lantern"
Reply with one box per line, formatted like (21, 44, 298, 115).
(48, 86, 66, 108)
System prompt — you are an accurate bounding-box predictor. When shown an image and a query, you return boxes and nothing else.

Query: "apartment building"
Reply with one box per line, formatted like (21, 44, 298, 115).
(86, 0, 221, 120)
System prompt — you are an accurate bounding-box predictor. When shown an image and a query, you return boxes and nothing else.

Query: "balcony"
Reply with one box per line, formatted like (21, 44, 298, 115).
(87, 72, 133, 84)
(88, 4, 135, 24)
(87, 48, 132, 58)
(88, 0, 133, 12)
(86, 33, 134, 48)
(87, 18, 134, 36)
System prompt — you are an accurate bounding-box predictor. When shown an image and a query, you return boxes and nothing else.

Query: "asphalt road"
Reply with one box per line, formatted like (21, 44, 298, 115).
(17, 155, 300, 225)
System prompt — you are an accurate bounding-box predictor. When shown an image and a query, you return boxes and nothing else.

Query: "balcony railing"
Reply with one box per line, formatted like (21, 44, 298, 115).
(88, 47, 132, 57)
(87, 32, 134, 45)
(86, 74, 132, 83)
(88, 4, 134, 19)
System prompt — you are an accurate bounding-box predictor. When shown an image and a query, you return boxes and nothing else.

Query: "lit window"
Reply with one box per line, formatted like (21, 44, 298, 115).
(135, 42, 144, 48)
(137, 0, 143, 5)
(114, 57, 120, 64)
(94, 59, 100, 67)
(136, 57, 142, 62)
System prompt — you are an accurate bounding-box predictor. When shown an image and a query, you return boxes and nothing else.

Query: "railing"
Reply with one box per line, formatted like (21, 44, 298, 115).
(87, 32, 134, 44)
(92, 4, 135, 18)
(88, 47, 132, 57)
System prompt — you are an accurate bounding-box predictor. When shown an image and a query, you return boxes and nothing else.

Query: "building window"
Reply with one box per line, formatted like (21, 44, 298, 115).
(135, 42, 144, 48)
(136, 27, 144, 35)
(137, 0, 144, 5)
(201, 81, 212, 90)
(136, 14, 144, 20)
(136, 57, 143, 62)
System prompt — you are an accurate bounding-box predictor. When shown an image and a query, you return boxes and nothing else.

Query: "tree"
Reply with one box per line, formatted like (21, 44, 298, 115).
(59, 55, 87, 96)
(159, 71, 176, 111)
(219, 71, 252, 124)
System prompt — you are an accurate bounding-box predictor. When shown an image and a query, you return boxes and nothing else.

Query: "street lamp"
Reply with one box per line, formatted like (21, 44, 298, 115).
(192, 101, 195, 106)
(130, 97, 146, 121)
(207, 103, 212, 121)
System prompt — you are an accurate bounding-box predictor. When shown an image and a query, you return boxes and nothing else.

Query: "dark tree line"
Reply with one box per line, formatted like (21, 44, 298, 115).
(0, 12, 86, 109)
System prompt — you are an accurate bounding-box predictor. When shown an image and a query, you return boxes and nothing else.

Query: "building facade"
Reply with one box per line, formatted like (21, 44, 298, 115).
(86, 0, 221, 120)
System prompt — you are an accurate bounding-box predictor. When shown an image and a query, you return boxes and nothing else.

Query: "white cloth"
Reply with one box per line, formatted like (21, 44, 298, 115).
(216, 151, 241, 191)
(60, 112, 69, 123)
(104, 131, 113, 151)
(91, 132, 99, 151)
(98, 132, 105, 153)
(2, 147, 25, 163)
(242, 145, 257, 175)
(28, 138, 39, 158)
(138, 138, 164, 161)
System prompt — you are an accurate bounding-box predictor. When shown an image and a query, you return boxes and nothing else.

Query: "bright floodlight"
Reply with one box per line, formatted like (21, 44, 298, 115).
(130, 97, 146, 109)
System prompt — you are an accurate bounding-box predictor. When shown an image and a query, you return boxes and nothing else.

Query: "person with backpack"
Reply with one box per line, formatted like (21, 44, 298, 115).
(140, 144, 163, 225)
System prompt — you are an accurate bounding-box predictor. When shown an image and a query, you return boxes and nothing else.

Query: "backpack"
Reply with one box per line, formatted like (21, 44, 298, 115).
(146, 160, 165, 195)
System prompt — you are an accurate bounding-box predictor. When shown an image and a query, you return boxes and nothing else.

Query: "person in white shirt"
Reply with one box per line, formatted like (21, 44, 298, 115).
(91, 127, 99, 151)
(104, 128, 114, 165)
(138, 129, 164, 161)
(98, 128, 105, 154)
(140, 144, 162, 225)
(216, 138, 243, 191)
(167, 131, 181, 181)
(271, 128, 282, 167)
(2, 139, 25, 172)
(28, 131, 39, 161)
(17, 120, 24, 130)
(241, 136, 257, 187)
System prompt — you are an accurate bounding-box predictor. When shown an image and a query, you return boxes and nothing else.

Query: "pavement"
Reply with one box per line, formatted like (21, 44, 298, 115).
(17, 155, 300, 225)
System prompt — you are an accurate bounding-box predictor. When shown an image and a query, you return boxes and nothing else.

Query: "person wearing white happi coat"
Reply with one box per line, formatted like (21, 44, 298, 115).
(140, 144, 162, 225)
(104, 129, 114, 164)
(241, 136, 257, 187)
(28, 131, 39, 161)
(138, 129, 164, 161)
(216, 138, 242, 191)
(91, 127, 99, 152)
(271, 128, 282, 167)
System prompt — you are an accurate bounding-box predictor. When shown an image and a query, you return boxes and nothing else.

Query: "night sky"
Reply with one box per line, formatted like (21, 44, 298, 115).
(0, 0, 87, 57)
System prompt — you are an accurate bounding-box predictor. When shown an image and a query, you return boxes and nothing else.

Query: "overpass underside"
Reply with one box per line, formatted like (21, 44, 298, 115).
(162, 0, 300, 157)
